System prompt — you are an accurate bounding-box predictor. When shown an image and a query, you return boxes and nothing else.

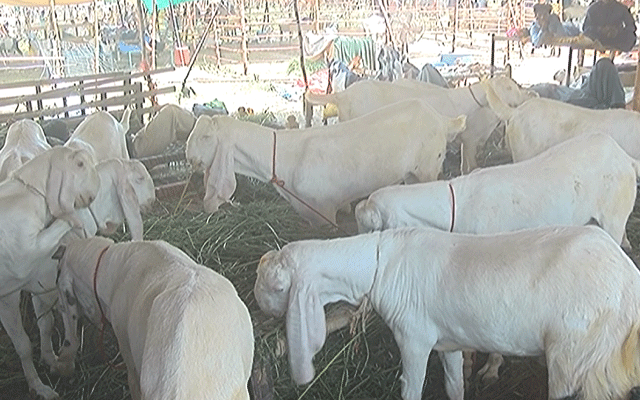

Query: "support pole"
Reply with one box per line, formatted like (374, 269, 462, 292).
(180, 4, 220, 97)
(94, 0, 99, 73)
(632, 52, 640, 110)
(48, 0, 63, 76)
(116, 0, 126, 27)
(135, 0, 148, 69)
(376, 0, 395, 47)
(214, 18, 221, 69)
(239, 0, 249, 75)
(490, 33, 495, 77)
(313, 0, 319, 32)
(452, 0, 458, 52)
(293, 0, 311, 126)
(168, 0, 184, 66)
(566, 46, 573, 86)
(151, 0, 157, 69)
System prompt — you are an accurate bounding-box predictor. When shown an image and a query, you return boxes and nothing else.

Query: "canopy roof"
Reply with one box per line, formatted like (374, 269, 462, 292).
(0, 0, 90, 6)
(0, 0, 194, 9)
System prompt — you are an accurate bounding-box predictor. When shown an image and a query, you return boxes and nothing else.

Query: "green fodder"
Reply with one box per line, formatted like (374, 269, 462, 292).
(0, 177, 548, 400)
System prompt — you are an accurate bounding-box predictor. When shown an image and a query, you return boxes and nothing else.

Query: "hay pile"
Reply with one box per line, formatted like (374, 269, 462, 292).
(0, 175, 552, 400)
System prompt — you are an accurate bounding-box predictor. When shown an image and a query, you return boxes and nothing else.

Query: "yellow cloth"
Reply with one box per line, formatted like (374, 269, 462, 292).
(323, 103, 339, 120)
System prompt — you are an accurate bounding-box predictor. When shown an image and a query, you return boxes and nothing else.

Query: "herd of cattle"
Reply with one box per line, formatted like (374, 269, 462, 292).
(2, 67, 640, 400)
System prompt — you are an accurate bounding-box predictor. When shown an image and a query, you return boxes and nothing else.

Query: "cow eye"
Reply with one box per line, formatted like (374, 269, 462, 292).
(77, 161, 84, 168)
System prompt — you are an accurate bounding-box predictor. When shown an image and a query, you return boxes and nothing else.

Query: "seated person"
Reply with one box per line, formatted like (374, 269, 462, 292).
(530, 3, 581, 47)
(530, 57, 626, 109)
(582, 0, 637, 51)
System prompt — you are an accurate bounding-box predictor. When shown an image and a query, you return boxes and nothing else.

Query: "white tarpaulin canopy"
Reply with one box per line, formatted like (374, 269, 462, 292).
(0, 0, 90, 6)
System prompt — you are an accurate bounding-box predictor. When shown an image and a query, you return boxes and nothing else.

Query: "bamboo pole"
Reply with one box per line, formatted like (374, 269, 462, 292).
(180, 4, 220, 96)
(632, 56, 640, 111)
(135, 0, 148, 69)
(116, 0, 126, 27)
(240, 0, 249, 75)
(151, 0, 157, 69)
(452, 0, 458, 52)
(94, 0, 99, 73)
(313, 0, 319, 32)
(376, 0, 395, 46)
(214, 18, 221, 69)
(48, 0, 63, 76)
(168, 0, 185, 66)
(293, 0, 312, 127)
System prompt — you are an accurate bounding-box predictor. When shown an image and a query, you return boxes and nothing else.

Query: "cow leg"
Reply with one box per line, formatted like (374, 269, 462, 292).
(397, 333, 433, 400)
(0, 291, 59, 400)
(30, 290, 58, 370)
(462, 350, 474, 390)
(439, 351, 465, 400)
(53, 270, 80, 377)
(460, 140, 478, 174)
(546, 350, 577, 400)
(477, 352, 503, 383)
(622, 231, 633, 251)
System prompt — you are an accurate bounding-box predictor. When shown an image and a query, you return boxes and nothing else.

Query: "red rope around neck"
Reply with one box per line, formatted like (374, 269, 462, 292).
(448, 182, 456, 232)
(92, 246, 125, 370)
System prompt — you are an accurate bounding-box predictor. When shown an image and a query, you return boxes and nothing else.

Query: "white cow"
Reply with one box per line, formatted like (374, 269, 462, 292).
(0, 147, 99, 399)
(66, 109, 132, 162)
(355, 133, 639, 251)
(254, 225, 640, 400)
(305, 76, 537, 172)
(55, 237, 254, 400)
(355, 132, 640, 382)
(72, 159, 156, 241)
(485, 82, 640, 162)
(186, 99, 466, 226)
(132, 104, 196, 158)
(0, 119, 51, 181)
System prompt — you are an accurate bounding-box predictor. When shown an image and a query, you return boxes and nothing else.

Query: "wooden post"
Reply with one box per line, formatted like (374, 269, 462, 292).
(151, 0, 157, 69)
(376, 0, 395, 47)
(116, 0, 126, 27)
(240, 0, 249, 75)
(214, 18, 221, 69)
(293, 0, 311, 126)
(632, 55, 640, 111)
(168, 0, 184, 65)
(48, 0, 63, 76)
(180, 4, 220, 95)
(452, 0, 458, 52)
(35, 85, 42, 117)
(313, 0, 319, 32)
(80, 80, 86, 115)
(135, 0, 148, 69)
(94, 0, 100, 73)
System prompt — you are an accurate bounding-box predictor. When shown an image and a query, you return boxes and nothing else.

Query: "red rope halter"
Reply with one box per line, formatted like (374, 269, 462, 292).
(92, 246, 126, 370)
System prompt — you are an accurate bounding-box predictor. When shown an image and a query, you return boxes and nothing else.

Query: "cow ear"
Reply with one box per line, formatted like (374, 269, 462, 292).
(115, 161, 144, 241)
(286, 281, 327, 385)
(46, 149, 73, 218)
(52, 245, 66, 260)
(203, 138, 236, 214)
